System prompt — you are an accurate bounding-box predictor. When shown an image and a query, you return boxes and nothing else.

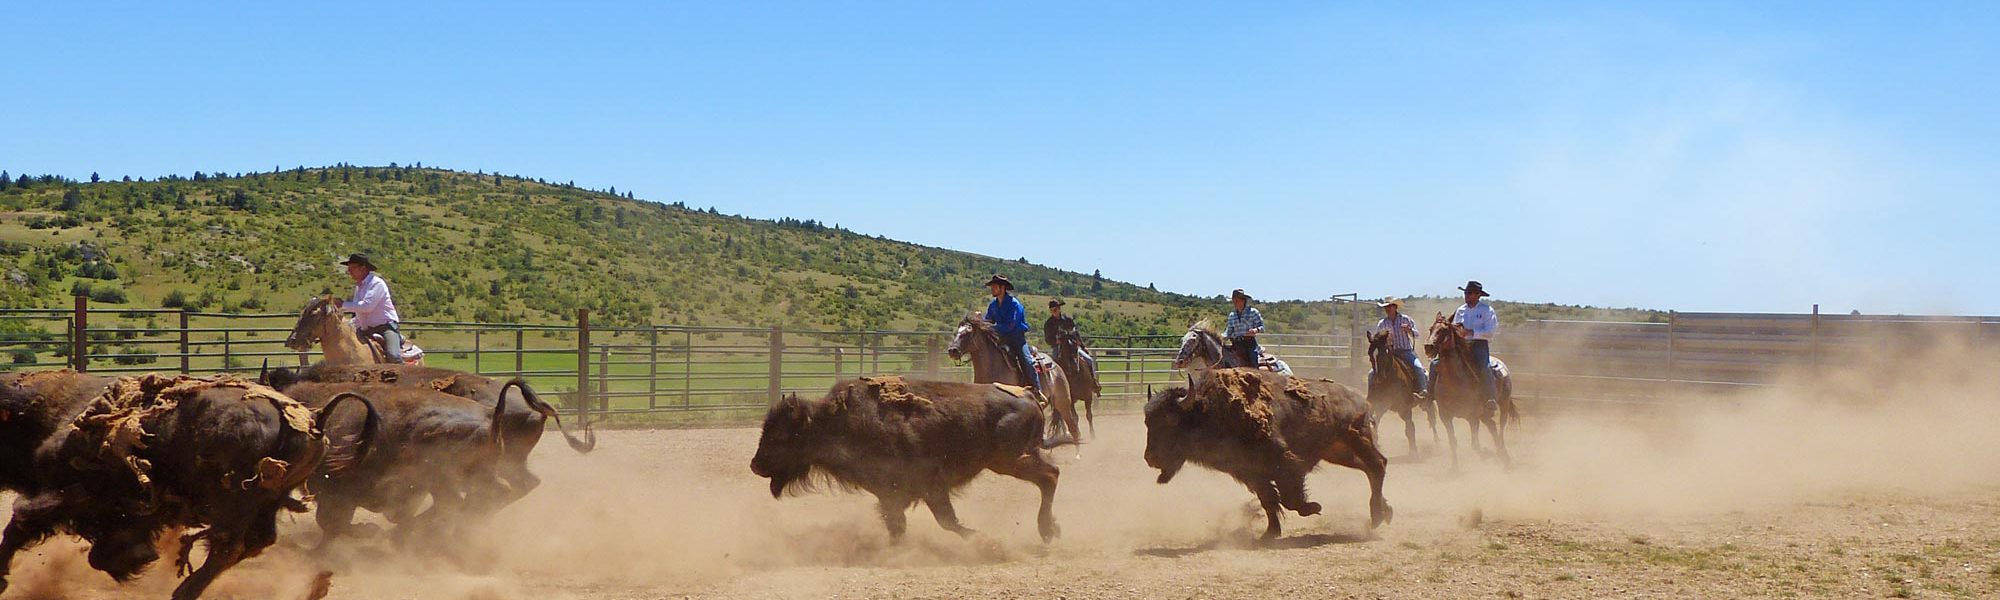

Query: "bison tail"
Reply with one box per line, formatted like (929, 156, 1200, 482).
(507, 378, 596, 453)
(315, 392, 383, 479)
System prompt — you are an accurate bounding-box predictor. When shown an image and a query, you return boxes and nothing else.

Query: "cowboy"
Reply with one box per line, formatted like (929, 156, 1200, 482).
(1225, 289, 1265, 368)
(1369, 297, 1428, 395)
(1451, 280, 1499, 411)
(337, 253, 403, 364)
(1044, 299, 1098, 382)
(984, 274, 1041, 395)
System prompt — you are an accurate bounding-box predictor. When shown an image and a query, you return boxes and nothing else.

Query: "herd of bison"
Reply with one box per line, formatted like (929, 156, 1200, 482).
(0, 351, 1436, 599)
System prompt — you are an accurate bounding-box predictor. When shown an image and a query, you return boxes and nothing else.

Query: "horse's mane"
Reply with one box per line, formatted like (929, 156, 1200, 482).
(960, 313, 1003, 347)
(1189, 320, 1221, 340)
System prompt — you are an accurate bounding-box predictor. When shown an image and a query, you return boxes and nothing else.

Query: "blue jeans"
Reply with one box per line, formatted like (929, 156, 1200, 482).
(1392, 348, 1428, 394)
(1001, 333, 1040, 392)
(360, 322, 403, 365)
(1469, 340, 1495, 402)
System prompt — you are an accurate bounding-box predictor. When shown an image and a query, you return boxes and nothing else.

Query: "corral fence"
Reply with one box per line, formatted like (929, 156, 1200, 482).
(0, 296, 1354, 419)
(6, 297, 1992, 418)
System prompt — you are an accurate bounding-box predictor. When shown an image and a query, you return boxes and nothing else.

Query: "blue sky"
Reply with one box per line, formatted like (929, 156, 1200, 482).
(4, 2, 1996, 314)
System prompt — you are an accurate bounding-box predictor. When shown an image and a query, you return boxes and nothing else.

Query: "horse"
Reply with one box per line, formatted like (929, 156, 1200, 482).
(283, 295, 424, 366)
(947, 314, 1081, 451)
(1366, 330, 1438, 457)
(1171, 321, 1293, 376)
(1050, 326, 1098, 437)
(1424, 313, 1516, 469)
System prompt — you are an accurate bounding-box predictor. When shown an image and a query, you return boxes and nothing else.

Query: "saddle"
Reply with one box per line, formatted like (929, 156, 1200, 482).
(365, 334, 424, 365)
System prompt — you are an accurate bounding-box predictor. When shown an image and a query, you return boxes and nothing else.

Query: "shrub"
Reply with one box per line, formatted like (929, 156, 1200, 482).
(9, 349, 35, 365)
(113, 345, 158, 365)
(88, 286, 128, 304)
(161, 289, 189, 308)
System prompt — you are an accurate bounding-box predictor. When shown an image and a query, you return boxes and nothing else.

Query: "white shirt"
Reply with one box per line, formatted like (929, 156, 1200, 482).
(344, 272, 400, 329)
(1452, 301, 1498, 341)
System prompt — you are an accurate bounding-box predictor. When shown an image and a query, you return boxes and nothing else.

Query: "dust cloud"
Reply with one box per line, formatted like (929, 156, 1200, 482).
(1, 335, 1996, 598)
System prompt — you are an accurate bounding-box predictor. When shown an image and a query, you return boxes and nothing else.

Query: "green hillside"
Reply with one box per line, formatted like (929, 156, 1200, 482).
(0, 165, 1658, 337)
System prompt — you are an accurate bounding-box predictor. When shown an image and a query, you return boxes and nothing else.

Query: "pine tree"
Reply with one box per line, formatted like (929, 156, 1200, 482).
(90, 172, 100, 183)
(0, 171, 9, 191)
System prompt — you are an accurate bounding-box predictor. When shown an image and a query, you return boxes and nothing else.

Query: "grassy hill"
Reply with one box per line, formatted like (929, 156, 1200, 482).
(0, 165, 1660, 339)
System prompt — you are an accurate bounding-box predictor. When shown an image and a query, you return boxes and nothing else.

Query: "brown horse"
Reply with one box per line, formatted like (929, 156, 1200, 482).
(947, 314, 1081, 450)
(1367, 330, 1438, 457)
(1050, 326, 1098, 437)
(283, 295, 423, 366)
(1424, 314, 1515, 469)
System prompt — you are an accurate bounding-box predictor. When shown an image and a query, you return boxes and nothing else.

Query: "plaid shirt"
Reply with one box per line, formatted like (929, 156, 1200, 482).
(1370, 313, 1420, 351)
(1225, 307, 1265, 339)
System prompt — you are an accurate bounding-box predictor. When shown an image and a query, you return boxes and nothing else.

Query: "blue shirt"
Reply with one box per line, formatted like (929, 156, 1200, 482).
(1225, 307, 1265, 339)
(985, 294, 1031, 337)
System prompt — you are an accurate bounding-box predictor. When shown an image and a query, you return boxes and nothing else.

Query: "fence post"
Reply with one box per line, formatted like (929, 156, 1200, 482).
(682, 330, 692, 408)
(1665, 312, 1677, 394)
(514, 329, 524, 375)
(178, 309, 191, 374)
(223, 329, 232, 372)
(70, 295, 87, 371)
(598, 344, 610, 412)
(474, 329, 483, 374)
(833, 347, 844, 379)
(648, 327, 659, 411)
(576, 309, 590, 414)
(1809, 304, 1821, 373)
(768, 326, 783, 405)
(925, 335, 940, 378)
(869, 332, 880, 374)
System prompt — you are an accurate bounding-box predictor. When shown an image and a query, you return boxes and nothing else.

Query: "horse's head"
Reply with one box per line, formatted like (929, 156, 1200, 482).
(284, 295, 338, 351)
(1053, 327, 1083, 360)
(1366, 330, 1391, 368)
(1425, 312, 1461, 358)
(947, 313, 989, 361)
(1173, 321, 1224, 370)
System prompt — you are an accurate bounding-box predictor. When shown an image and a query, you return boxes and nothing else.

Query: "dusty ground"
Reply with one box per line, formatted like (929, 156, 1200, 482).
(5, 394, 2000, 599)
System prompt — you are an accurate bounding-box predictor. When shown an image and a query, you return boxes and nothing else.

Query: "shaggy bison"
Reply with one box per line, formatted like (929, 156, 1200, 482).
(1144, 369, 1392, 539)
(273, 381, 510, 548)
(0, 369, 115, 493)
(0, 374, 376, 600)
(751, 377, 1066, 542)
(266, 362, 595, 506)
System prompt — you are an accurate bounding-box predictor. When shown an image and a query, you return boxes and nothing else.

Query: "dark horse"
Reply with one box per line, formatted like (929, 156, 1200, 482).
(947, 314, 1081, 452)
(1170, 321, 1293, 376)
(1424, 314, 1517, 469)
(1049, 326, 1098, 437)
(1366, 330, 1438, 457)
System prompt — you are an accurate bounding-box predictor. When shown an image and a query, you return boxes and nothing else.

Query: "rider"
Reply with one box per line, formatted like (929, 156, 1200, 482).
(1369, 298, 1428, 396)
(1224, 289, 1265, 368)
(1451, 281, 1499, 411)
(338, 253, 403, 364)
(1044, 299, 1099, 390)
(984, 274, 1041, 396)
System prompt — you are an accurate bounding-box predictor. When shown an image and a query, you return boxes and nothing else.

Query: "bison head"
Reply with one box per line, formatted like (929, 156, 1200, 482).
(86, 527, 160, 582)
(751, 393, 815, 498)
(1142, 387, 1195, 484)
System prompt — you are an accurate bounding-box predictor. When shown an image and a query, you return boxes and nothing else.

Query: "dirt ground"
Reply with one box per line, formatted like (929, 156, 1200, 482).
(5, 387, 2000, 599)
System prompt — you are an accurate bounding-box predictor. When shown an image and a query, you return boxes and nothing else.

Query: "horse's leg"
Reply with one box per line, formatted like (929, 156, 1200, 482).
(1400, 406, 1418, 456)
(1442, 415, 1461, 472)
(1484, 413, 1512, 469)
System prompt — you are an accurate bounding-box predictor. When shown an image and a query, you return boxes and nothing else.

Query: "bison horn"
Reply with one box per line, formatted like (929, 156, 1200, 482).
(258, 359, 268, 383)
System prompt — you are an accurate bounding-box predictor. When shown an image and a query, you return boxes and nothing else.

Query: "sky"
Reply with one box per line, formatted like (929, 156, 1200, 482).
(3, 2, 1996, 314)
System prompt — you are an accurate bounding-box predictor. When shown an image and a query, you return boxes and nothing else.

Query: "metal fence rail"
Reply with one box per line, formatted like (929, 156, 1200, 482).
(0, 296, 1356, 418)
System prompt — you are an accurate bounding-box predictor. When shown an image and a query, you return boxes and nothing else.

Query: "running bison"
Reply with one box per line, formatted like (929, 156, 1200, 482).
(0, 369, 115, 493)
(265, 362, 595, 506)
(751, 377, 1065, 542)
(1144, 369, 1392, 539)
(273, 381, 510, 548)
(0, 374, 376, 600)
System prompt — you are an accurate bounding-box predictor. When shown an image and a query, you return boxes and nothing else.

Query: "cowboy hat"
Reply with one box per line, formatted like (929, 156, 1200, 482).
(1377, 297, 1404, 308)
(984, 274, 1014, 290)
(1458, 281, 1490, 297)
(1049, 298, 1065, 307)
(339, 253, 376, 270)
(1230, 288, 1250, 301)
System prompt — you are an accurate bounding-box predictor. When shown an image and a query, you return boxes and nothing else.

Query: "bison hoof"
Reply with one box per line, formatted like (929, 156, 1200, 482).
(1294, 502, 1322, 517)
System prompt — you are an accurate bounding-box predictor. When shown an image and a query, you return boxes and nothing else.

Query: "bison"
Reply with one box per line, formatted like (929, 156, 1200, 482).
(273, 381, 511, 548)
(0, 374, 376, 600)
(0, 369, 115, 493)
(1143, 369, 1392, 539)
(751, 377, 1065, 542)
(265, 362, 594, 505)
